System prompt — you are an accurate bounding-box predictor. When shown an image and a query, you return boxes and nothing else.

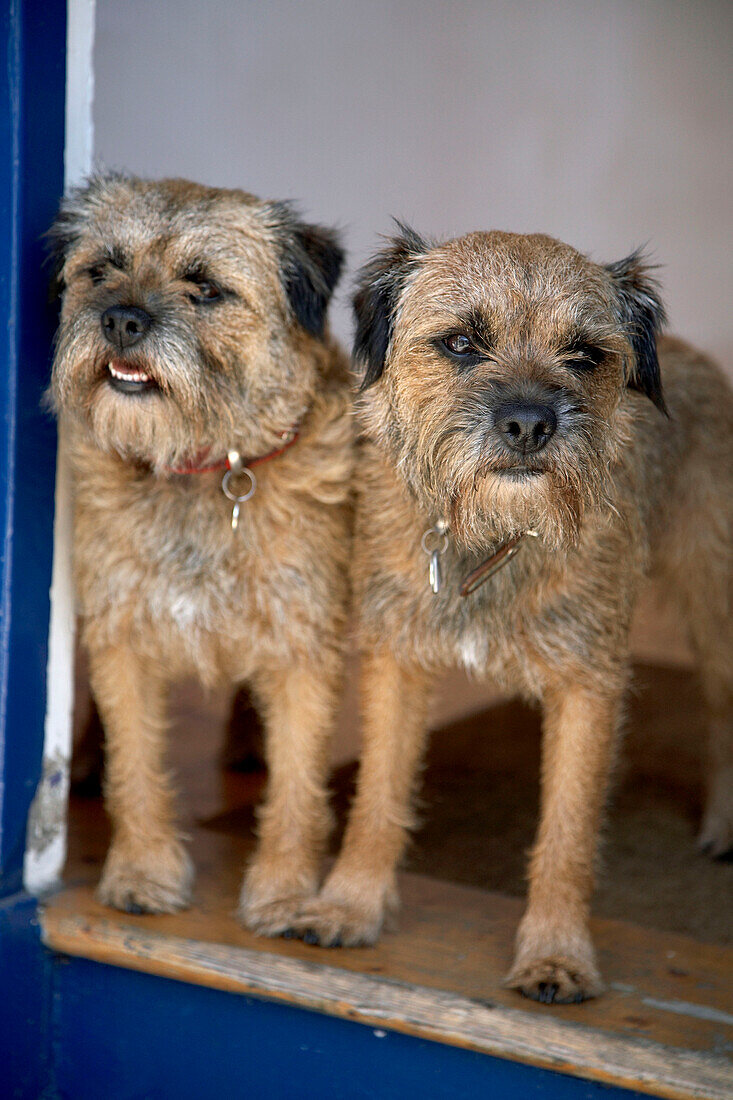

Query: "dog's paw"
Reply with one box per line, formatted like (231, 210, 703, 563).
(239, 893, 320, 937)
(97, 841, 194, 914)
(698, 774, 733, 859)
(280, 897, 384, 948)
(505, 954, 604, 1004)
(698, 812, 733, 859)
(238, 858, 319, 937)
(282, 876, 399, 948)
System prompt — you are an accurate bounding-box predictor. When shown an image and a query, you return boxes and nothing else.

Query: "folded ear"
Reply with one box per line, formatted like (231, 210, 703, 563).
(46, 173, 121, 300)
(46, 201, 83, 300)
(605, 249, 667, 413)
(353, 223, 430, 389)
(268, 202, 344, 338)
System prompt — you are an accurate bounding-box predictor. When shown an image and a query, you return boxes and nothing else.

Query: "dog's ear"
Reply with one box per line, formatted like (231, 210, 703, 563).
(46, 205, 82, 301)
(353, 223, 429, 389)
(268, 203, 344, 338)
(605, 250, 667, 413)
(46, 173, 117, 301)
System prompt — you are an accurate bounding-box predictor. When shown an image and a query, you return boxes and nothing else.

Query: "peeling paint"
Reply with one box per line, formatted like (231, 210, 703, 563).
(641, 995, 733, 1028)
(24, 747, 71, 896)
(25, 749, 71, 858)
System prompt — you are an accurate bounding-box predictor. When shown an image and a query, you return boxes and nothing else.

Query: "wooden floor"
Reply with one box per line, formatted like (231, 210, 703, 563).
(42, 660, 733, 1100)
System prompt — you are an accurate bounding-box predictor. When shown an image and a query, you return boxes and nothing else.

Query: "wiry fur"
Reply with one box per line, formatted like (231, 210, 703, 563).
(355, 231, 641, 553)
(50, 174, 353, 928)
(285, 229, 733, 1006)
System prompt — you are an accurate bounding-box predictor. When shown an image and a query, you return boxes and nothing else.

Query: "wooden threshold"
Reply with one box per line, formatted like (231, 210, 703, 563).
(41, 830, 733, 1100)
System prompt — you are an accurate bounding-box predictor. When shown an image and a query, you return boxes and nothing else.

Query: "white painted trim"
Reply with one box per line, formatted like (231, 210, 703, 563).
(63, 0, 95, 192)
(24, 0, 95, 894)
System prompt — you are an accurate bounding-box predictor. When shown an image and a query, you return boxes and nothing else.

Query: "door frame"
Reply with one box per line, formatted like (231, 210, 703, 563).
(0, 0, 69, 902)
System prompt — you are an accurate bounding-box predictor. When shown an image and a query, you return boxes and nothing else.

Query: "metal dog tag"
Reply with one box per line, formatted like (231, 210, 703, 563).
(429, 549, 442, 594)
(421, 524, 448, 595)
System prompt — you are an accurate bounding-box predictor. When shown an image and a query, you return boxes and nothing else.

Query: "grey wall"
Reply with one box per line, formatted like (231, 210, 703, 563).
(94, 0, 732, 368)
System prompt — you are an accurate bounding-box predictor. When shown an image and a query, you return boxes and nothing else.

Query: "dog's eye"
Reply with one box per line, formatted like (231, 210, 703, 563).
(564, 351, 603, 374)
(562, 341, 605, 373)
(185, 272, 223, 304)
(437, 333, 484, 368)
(191, 281, 220, 302)
(443, 334, 473, 356)
(87, 264, 106, 285)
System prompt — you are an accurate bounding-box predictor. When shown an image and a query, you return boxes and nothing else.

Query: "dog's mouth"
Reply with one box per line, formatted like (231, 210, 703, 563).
(105, 359, 159, 395)
(495, 466, 546, 481)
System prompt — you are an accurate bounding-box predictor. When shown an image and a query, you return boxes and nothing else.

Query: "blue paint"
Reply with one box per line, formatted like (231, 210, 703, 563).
(0, 0, 66, 895)
(52, 958, 647, 1100)
(0, 893, 54, 1098)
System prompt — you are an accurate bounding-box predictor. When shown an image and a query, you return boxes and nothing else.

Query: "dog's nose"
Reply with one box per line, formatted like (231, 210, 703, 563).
(101, 305, 152, 350)
(493, 402, 557, 453)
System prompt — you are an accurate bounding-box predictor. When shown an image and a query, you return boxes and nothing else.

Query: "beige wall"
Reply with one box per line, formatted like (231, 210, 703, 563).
(94, 0, 732, 371)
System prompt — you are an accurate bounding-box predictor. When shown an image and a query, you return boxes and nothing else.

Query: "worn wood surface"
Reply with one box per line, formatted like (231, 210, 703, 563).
(43, 824, 733, 1100)
(52, 654, 733, 1099)
(70, 660, 733, 944)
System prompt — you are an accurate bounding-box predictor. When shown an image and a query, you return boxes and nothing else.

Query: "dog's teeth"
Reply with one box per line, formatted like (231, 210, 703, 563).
(108, 363, 151, 384)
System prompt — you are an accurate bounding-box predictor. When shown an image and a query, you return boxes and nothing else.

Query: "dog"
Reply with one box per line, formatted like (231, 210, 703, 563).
(49, 173, 353, 932)
(287, 227, 733, 1004)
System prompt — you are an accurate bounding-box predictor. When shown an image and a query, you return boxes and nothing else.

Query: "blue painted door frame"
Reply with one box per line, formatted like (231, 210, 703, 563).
(0, 0, 66, 900)
(0, 1, 66, 1095)
(0, 5, 646, 1096)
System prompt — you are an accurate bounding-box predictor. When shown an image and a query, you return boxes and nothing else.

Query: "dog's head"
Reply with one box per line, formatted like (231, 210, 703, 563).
(353, 228, 665, 550)
(49, 173, 344, 469)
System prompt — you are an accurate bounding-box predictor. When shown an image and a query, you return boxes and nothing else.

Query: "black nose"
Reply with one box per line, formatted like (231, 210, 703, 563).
(493, 401, 557, 454)
(101, 305, 152, 350)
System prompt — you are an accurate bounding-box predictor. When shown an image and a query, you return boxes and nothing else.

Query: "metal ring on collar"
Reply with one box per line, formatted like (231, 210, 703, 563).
(222, 466, 257, 504)
(421, 528, 448, 555)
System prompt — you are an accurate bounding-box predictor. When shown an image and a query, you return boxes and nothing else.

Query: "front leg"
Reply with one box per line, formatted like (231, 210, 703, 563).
(88, 642, 193, 914)
(506, 677, 623, 1003)
(289, 647, 434, 946)
(238, 655, 341, 936)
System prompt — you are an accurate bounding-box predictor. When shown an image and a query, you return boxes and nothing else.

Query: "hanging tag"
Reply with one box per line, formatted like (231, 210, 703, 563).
(421, 525, 448, 596)
(429, 549, 441, 594)
(222, 464, 257, 533)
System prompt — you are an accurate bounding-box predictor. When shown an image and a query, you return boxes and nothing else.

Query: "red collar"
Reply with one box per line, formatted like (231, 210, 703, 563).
(165, 425, 300, 476)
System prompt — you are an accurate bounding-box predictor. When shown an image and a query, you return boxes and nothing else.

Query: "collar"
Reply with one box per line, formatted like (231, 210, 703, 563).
(459, 535, 524, 597)
(165, 425, 300, 476)
(422, 521, 536, 597)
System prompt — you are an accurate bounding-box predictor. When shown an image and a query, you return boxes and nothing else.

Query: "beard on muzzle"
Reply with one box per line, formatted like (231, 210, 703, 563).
(443, 457, 597, 554)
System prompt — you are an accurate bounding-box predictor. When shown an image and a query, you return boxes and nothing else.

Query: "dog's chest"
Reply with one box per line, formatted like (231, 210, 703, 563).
(360, 529, 600, 693)
(436, 563, 539, 681)
(74, 474, 319, 635)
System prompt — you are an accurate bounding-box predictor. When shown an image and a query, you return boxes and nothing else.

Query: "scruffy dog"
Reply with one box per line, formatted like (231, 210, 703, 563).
(49, 174, 353, 931)
(289, 228, 732, 1003)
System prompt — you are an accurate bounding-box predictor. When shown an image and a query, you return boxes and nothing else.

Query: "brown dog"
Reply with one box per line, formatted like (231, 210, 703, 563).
(49, 174, 353, 932)
(289, 228, 733, 1003)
